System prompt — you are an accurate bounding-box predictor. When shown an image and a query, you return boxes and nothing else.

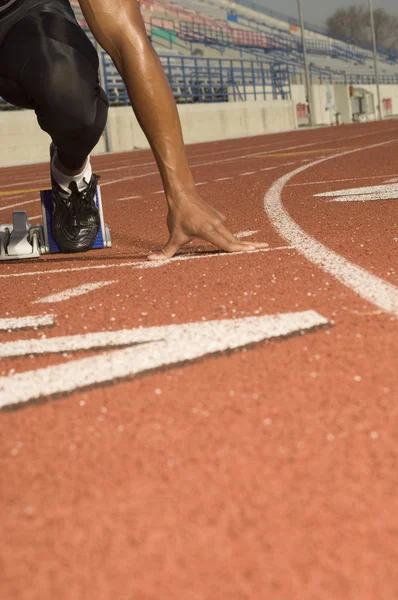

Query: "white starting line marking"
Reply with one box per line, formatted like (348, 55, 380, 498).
(33, 280, 118, 304)
(134, 246, 290, 269)
(315, 183, 398, 203)
(0, 314, 54, 331)
(0, 310, 328, 408)
(235, 230, 259, 239)
(264, 139, 398, 317)
(0, 245, 292, 279)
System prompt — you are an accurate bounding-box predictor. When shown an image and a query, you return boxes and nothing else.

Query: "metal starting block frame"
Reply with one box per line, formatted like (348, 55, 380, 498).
(0, 185, 111, 261)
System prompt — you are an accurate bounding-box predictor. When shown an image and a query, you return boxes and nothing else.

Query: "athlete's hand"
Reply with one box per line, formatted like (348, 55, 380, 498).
(147, 193, 268, 260)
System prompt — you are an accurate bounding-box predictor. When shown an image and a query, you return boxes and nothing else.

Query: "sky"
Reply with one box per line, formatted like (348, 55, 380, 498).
(256, 0, 398, 27)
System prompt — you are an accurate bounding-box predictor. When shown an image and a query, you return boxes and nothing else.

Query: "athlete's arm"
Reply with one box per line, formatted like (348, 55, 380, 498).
(78, 0, 267, 258)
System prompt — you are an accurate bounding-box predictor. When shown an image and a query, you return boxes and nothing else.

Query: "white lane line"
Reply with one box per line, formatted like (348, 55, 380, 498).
(192, 129, 398, 169)
(239, 172, 256, 176)
(101, 169, 159, 187)
(215, 177, 232, 181)
(99, 130, 397, 189)
(0, 314, 54, 331)
(96, 138, 291, 175)
(315, 184, 398, 197)
(0, 177, 48, 190)
(0, 311, 329, 406)
(264, 139, 398, 316)
(0, 194, 24, 202)
(0, 246, 292, 279)
(195, 181, 208, 186)
(260, 167, 277, 171)
(193, 142, 321, 169)
(33, 280, 118, 304)
(386, 177, 398, 183)
(115, 195, 143, 202)
(288, 174, 398, 187)
(0, 198, 38, 211)
(235, 230, 259, 238)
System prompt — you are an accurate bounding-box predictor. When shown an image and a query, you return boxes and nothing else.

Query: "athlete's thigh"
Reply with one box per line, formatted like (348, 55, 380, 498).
(0, 2, 98, 102)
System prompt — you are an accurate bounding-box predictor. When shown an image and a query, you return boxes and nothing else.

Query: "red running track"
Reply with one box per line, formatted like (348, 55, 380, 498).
(0, 120, 398, 600)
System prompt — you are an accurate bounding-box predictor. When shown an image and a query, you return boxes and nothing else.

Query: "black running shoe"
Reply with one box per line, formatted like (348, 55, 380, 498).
(51, 174, 101, 253)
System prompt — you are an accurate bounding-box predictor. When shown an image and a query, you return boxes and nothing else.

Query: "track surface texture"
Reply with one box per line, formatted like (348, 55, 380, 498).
(1, 121, 398, 600)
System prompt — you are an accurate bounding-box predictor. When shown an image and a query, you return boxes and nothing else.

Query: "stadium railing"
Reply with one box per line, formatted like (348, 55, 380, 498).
(101, 52, 291, 104)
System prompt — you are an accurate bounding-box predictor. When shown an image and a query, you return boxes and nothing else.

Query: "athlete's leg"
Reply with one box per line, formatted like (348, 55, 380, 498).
(0, 10, 108, 172)
(0, 6, 109, 252)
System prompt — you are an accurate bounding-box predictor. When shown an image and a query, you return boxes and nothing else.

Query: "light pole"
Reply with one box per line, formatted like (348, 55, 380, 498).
(297, 0, 313, 126)
(368, 0, 382, 119)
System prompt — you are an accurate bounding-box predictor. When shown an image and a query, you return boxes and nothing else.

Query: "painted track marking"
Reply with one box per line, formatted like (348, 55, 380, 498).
(33, 281, 118, 304)
(95, 129, 398, 189)
(0, 314, 54, 331)
(315, 184, 398, 197)
(235, 230, 259, 239)
(0, 198, 38, 211)
(264, 139, 398, 317)
(328, 193, 398, 203)
(0, 188, 42, 196)
(315, 183, 398, 203)
(0, 246, 292, 279)
(0, 310, 329, 408)
(288, 174, 398, 187)
(115, 195, 143, 202)
(0, 177, 48, 190)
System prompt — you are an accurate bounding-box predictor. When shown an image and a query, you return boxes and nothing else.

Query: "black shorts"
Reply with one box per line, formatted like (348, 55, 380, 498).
(0, 0, 78, 46)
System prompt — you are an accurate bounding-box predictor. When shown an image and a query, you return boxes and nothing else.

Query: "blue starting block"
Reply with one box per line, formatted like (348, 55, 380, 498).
(40, 185, 111, 254)
(0, 185, 111, 260)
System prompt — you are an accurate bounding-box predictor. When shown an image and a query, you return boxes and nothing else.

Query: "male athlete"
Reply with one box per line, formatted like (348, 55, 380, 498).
(0, 0, 266, 258)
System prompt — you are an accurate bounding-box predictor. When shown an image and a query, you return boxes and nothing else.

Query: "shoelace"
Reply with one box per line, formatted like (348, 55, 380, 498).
(66, 175, 100, 230)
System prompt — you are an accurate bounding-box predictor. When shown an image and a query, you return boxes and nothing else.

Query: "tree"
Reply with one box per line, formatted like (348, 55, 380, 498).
(326, 5, 398, 50)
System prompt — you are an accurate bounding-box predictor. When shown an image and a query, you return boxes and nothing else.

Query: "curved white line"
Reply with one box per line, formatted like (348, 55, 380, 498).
(264, 139, 398, 316)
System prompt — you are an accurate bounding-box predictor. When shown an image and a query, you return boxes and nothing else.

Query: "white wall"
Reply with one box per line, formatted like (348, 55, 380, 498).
(0, 99, 297, 167)
(291, 82, 398, 126)
(352, 83, 398, 119)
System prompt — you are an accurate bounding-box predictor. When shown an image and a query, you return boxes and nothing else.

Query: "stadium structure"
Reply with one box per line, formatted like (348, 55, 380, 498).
(70, 0, 398, 126)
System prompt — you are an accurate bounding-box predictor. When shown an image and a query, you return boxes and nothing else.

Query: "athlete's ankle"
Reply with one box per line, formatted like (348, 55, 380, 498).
(51, 152, 93, 193)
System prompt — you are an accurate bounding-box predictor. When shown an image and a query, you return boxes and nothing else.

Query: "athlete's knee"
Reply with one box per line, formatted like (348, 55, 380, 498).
(48, 73, 101, 129)
(38, 64, 108, 140)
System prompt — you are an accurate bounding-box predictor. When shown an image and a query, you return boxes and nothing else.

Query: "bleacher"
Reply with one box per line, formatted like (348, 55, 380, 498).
(138, 0, 398, 89)
(1, 0, 398, 111)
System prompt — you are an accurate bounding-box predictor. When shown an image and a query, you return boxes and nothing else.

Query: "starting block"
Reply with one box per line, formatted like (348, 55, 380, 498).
(0, 185, 111, 261)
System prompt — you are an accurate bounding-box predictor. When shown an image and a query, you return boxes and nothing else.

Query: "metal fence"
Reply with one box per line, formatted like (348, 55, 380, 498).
(289, 67, 398, 86)
(101, 53, 291, 105)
